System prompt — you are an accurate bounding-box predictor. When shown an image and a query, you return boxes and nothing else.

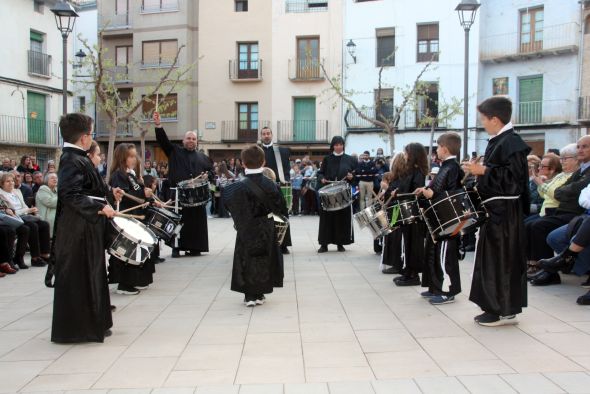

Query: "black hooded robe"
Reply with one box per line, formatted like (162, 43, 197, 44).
(317, 153, 357, 246)
(469, 129, 531, 316)
(156, 127, 213, 252)
(51, 147, 113, 343)
(262, 144, 292, 249)
(223, 173, 285, 295)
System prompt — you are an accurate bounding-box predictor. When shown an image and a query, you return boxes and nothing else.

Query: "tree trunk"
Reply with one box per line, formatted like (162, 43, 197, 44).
(427, 121, 436, 182)
(388, 126, 396, 156)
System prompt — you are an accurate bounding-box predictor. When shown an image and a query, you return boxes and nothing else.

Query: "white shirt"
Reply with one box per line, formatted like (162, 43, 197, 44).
(579, 184, 590, 210)
(333, 151, 344, 157)
(489, 122, 514, 140)
(63, 142, 86, 151)
(262, 142, 273, 148)
(245, 168, 264, 175)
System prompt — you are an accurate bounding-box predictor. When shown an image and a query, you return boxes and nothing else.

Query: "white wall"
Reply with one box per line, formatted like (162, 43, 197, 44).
(73, 5, 97, 119)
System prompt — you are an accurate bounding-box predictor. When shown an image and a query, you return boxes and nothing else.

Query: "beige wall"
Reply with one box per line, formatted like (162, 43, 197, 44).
(582, 9, 590, 97)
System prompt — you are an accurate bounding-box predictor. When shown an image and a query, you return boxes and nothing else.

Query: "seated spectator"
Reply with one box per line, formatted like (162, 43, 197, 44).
(36, 173, 58, 237)
(32, 171, 44, 196)
(16, 155, 34, 174)
(0, 225, 17, 276)
(527, 155, 543, 215)
(10, 159, 16, 170)
(0, 198, 30, 270)
(13, 171, 33, 206)
(0, 172, 50, 267)
(1, 158, 12, 172)
(44, 160, 56, 175)
(30, 156, 40, 172)
(144, 160, 158, 177)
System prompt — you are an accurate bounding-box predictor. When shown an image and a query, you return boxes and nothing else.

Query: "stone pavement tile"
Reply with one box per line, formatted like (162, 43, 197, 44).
(500, 373, 566, 394)
(0, 337, 71, 361)
(346, 312, 403, 330)
(0, 329, 41, 357)
(195, 386, 238, 394)
(414, 376, 470, 394)
(20, 373, 101, 392)
(94, 357, 177, 389)
(515, 307, 579, 335)
(64, 390, 108, 394)
(0, 360, 50, 393)
(100, 326, 145, 347)
(284, 382, 329, 394)
(569, 355, 590, 370)
(297, 307, 348, 325)
(175, 343, 243, 371)
(188, 324, 249, 345)
(355, 329, 420, 353)
(164, 370, 236, 387)
(302, 341, 367, 368)
(366, 350, 444, 380)
(43, 345, 126, 374)
(122, 319, 196, 358)
(151, 388, 195, 394)
(107, 390, 152, 394)
(544, 371, 590, 393)
(328, 381, 375, 394)
(533, 332, 590, 357)
(401, 314, 466, 338)
(457, 375, 517, 393)
(248, 304, 299, 334)
(238, 383, 283, 394)
(371, 379, 421, 394)
(305, 366, 374, 383)
(299, 322, 356, 343)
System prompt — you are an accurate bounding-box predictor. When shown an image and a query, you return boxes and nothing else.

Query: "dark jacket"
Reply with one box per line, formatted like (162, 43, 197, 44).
(428, 158, 463, 199)
(555, 165, 590, 214)
(355, 160, 377, 183)
(262, 145, 291, 183)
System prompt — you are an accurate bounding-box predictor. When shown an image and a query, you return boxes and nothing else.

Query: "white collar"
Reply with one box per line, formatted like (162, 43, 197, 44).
(333, 151, 344, 157)
(443, 155, 457, 162)
(63, 142, 86, 151)
(490, 122, 514, 140)
(245, 167, 264, 175)
(262, 142, 273, 148)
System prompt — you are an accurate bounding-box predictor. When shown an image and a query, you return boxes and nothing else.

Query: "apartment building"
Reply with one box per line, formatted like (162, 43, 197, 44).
(95, 0, 198, 164)
(0, 0, 75, 166)
(578, 0, 590, 134)
(198, 0, 343, 161)
(72, 0, 97, 121)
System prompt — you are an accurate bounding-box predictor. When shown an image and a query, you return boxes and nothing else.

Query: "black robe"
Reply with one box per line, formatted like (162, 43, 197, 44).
(469, 129, 530, 316)
(51, 147, 113, 343)
(317, 153, 357, 246)
(223, 173, 285, 294)
(107, 170, 154, 287)
(382, 179, 403, 271)
(156, 127, 213, 252)
(262, 144, 292, 248)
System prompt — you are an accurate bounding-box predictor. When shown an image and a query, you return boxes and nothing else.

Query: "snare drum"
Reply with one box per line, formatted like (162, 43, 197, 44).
(354, 203, 381, 228)
(421, 188, 487, 241)
(144, 207, 182, 242)
(387, 195, 423, 227)
(272, 213, 289, 245)
(177, 178, 210, 207)
(365, 209, 392, 239)
(108, 217, 157, 266)
(319, 181, 352, 211)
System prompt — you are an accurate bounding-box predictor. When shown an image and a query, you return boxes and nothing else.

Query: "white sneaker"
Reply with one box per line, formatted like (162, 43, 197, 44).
(244, 300, 256, 307)
(255, 296, 266, 305)
(135, 285, 149, 290)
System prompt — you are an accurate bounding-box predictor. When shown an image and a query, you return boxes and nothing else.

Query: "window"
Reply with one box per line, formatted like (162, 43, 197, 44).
(116, 46, 132, 66)
(585, 15, 590, 34)
(286, 0, 328, 13)
(520, 7, 544, 53)
(237, 42, 259, 78)
(29, 31, 49, 76)
(142, 93, 178, 119)
(235, 0, 248, 11)
(375, 89, 394, 121)
(142, 40, 178, 67)
(376, 28, 395, 67)
(33, 0, 44, 13)
(417, 23, 439, 62)
(238, 103, 258, 132)
(75, 96, 86, 113)
(296, 37, 320, 79)
(142, 0, 178, 12)
(519, 76, 543, 123)
(116, 0, 128, 14)
(416, 83, 438, 124)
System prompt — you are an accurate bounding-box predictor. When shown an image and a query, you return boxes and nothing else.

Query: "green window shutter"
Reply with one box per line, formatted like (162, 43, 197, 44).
(519, 76, 543, 123)
(30, 31, 43, 42)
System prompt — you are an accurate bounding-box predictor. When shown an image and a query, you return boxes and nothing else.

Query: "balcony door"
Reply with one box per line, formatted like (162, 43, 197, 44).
(238, 103, 258, 142)
(238, 43, 259, 79)
(296, 37, 320, 79)
(294, 98, 316, 142)
(27, 91, 46, 144)
(519, 76, 543, 123)
(520, 7, 543, 53)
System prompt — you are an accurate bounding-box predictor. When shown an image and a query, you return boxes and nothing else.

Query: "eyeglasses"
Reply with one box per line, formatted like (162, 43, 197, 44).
(560, 156, 576, 161)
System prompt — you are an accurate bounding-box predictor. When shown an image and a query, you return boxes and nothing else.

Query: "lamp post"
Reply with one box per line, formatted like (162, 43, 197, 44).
(50, 1, 79, 115)
(455, 0, 480, 159)
(346, 39, 357, 64)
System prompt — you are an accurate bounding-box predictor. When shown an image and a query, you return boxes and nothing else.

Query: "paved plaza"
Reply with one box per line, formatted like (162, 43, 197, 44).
(2, 216, 590, 393)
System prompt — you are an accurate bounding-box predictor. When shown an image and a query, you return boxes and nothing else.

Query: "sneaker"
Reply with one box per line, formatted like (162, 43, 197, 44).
(382, 266, 399, 274)
(577, 290, 590, 305)
(255, 295, 266, 305)
(116, 285, 140, 295)
(135, 285, 149, 290)
(394, 275, 421, 286)
(244, 300, 256, 307)
(337, 245, 346, 252)
(420, 291, 437, 298)
(476, 312, 518, 327)
(317, 245, 328, 253)
(429, 295, 455, 305)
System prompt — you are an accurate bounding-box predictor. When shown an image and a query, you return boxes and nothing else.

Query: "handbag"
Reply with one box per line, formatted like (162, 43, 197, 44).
(0, 212, 24, 229)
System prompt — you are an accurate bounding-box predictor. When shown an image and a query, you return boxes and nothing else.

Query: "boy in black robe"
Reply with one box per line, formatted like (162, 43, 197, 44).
(463, 96, 530, 327)
(317, 136, 357, 253)
(223, 145, 286, 306)
(415, 133, 464, 304)
(51, 113, 121, 343)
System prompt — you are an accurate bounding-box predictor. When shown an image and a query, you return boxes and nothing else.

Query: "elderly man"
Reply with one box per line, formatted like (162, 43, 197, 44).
(154, 111, 213, 258)
(32, 171, 44, 196)
(530, 135, 590, 286)
(1, 158, 12, 172)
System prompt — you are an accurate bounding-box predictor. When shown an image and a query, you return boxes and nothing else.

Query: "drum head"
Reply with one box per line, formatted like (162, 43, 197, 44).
(113, 216, 157, 245)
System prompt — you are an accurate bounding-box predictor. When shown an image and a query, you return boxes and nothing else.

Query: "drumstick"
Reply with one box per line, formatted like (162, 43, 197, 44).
(98, 211, 145, 220)
(155, 93, 159, 112)
(384, 194, 394, 207)
(395, 192, 417, 198)
(122, 191, 145, 204)
(118, 202, 149, 214)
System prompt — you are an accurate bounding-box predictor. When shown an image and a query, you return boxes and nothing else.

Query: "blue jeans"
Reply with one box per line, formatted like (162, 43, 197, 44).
(547, 225, 590, 276)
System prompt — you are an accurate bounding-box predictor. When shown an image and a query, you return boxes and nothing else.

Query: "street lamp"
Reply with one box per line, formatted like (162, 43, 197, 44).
(346, 39, 357, 64)
(455, 0, 480, 159)
(50, 1, 79, 115)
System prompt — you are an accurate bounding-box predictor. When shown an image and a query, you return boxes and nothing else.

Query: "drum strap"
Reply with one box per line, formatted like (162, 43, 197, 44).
(241, 177, 280, 216)
(273, 146, 287, 184)
(481, 195, 519, 205)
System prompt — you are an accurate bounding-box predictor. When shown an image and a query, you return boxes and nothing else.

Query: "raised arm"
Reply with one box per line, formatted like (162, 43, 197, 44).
(153, 111, 173, 157)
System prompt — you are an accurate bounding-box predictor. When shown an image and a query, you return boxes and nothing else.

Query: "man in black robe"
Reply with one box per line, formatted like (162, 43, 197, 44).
(317, 136, 356, 253)
(154, 111, 213, 258)
(223, 145, 286, 306)
(463, 96, 530, 327)
(260, 126, 292, 254)
(51, 113, 120, 343)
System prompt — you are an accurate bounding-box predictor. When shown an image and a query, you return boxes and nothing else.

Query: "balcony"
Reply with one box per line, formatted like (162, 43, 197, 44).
(221, 120, 270, 143)
(286, 0, 328, 13)
(480, 22, 579, 63)
(345, 107, 448, 131)
(516, 99, 575, 125)
(277, 120, 329, 143)
(95, 120, 134, 138)
(28, 50, 51, 77)
(108, 65, 131, 84)
(0, 115, 61, 148)
(229, 59, 262, 82)
(140, 1, 179, 13)
(98, 13, 132, 30)
(579, 96, 590, 122)
(288, 58, 324, 81)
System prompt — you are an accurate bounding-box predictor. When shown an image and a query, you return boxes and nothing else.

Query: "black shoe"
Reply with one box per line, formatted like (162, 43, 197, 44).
(337, 245, 346, 252)
(317, 245, 328, 253)
(394, 275, 421, 286)
(186, 250, 201, 256)
(31, 258, 47, 267)
(44, 263, 54, 288)
(464, 244, 475, 252)
(475, 312, 518, 326)
(382, 266, 399, 274)
(155, 257, 166, 263)
(281, 247, 290, 255)
(110, 305, 117, 312)
(104, 329, 112, 337)
(16, 260, 28, 269)
(171, 248, 181, 258)
(581, 276, 590, 289)
(538, 250, 578, 273)
(577, 291, 590, 305)
(9, 262, 19, 271)
(116, 284, 140, 295)
(531, 271, 561, 286)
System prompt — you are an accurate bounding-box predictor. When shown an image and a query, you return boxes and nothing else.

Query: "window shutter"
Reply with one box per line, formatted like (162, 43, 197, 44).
(160, 40, 178, 65)
(30, 31, 43, 42)
(143, 42, 159, 65)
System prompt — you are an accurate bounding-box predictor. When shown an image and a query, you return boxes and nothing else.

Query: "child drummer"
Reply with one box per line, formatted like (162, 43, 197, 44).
(414, 132, 464, 305)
